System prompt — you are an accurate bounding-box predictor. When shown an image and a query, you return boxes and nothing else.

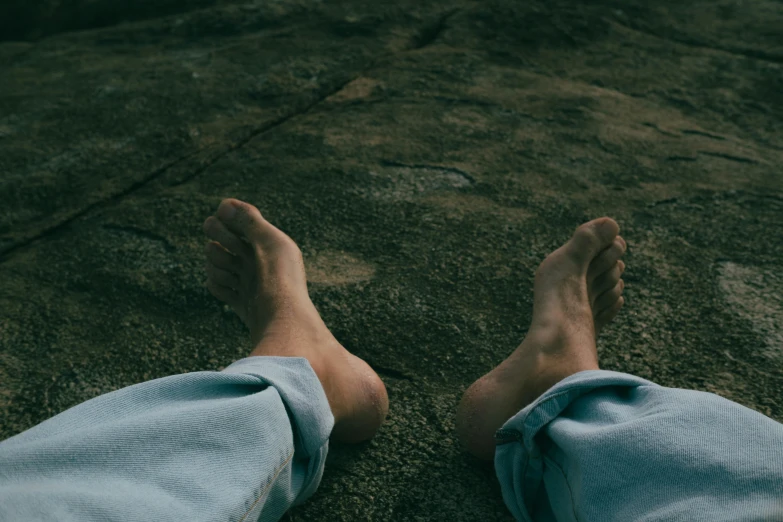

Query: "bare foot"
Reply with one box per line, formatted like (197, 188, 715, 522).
(203, 198, 389, 443)
(456, 218, 627, 460)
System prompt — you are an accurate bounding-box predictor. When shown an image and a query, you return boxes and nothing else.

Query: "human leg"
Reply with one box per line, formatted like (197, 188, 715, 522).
(0, 357, 333, 522)
(493, 369, 783, 522)
(457, 217, 627, 461)
(456, 217, 783, 521)
(0, 198, 389, 521)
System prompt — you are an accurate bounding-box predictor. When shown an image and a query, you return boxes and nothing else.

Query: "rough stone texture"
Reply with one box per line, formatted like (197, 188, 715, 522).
(1, 0, 782, 520)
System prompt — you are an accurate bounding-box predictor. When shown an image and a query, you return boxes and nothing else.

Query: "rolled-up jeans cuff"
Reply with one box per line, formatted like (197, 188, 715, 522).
(495, 370, 657, 448)
(493, 369, 657, 520)
(222, 356, 334, 504)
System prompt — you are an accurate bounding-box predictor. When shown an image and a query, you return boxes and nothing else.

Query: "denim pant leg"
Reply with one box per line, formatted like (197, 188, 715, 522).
(494, 370, 783, 522)
(0, 356, 333, 522)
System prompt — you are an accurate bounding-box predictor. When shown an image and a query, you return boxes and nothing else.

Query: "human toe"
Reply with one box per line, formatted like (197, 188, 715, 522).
(594, 280, 624, 314)
(205, 241, 242, 273)
(567, 218, 620, 264)
(591, 260, 625, 299)
(205, 263, 241, 291)
(595, 296, 624, 328)
(216, 199, 275, 243)
(587, 237, 626, 282)
(205, 278, 241, 307)
(203, 216, 248, 256)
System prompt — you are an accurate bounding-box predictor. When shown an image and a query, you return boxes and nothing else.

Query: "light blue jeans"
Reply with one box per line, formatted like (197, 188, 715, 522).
(0, 357, 332, 522)
(495, 370, 783, 522)
(2, 359, 782, 521)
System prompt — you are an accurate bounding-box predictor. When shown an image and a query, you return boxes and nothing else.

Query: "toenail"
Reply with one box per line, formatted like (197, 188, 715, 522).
(219, 201, 237, 220)
(204, 217, 219, 234)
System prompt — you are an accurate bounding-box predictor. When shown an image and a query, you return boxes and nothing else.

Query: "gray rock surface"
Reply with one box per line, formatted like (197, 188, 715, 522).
(1, 0, 782, 520)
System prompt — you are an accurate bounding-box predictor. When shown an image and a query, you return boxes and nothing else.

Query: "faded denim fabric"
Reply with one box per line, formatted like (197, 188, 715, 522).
(0, 356, 332, 522)
(494, 370, 783, 522)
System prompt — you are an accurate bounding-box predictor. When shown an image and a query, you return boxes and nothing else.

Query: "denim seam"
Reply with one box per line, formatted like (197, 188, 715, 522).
(495, 428, 523, 445)
(238, 450, 295, 522)
(519, 445, 534, 522)
(542, 454, 580, 522)
(494, 386, 588, 449)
